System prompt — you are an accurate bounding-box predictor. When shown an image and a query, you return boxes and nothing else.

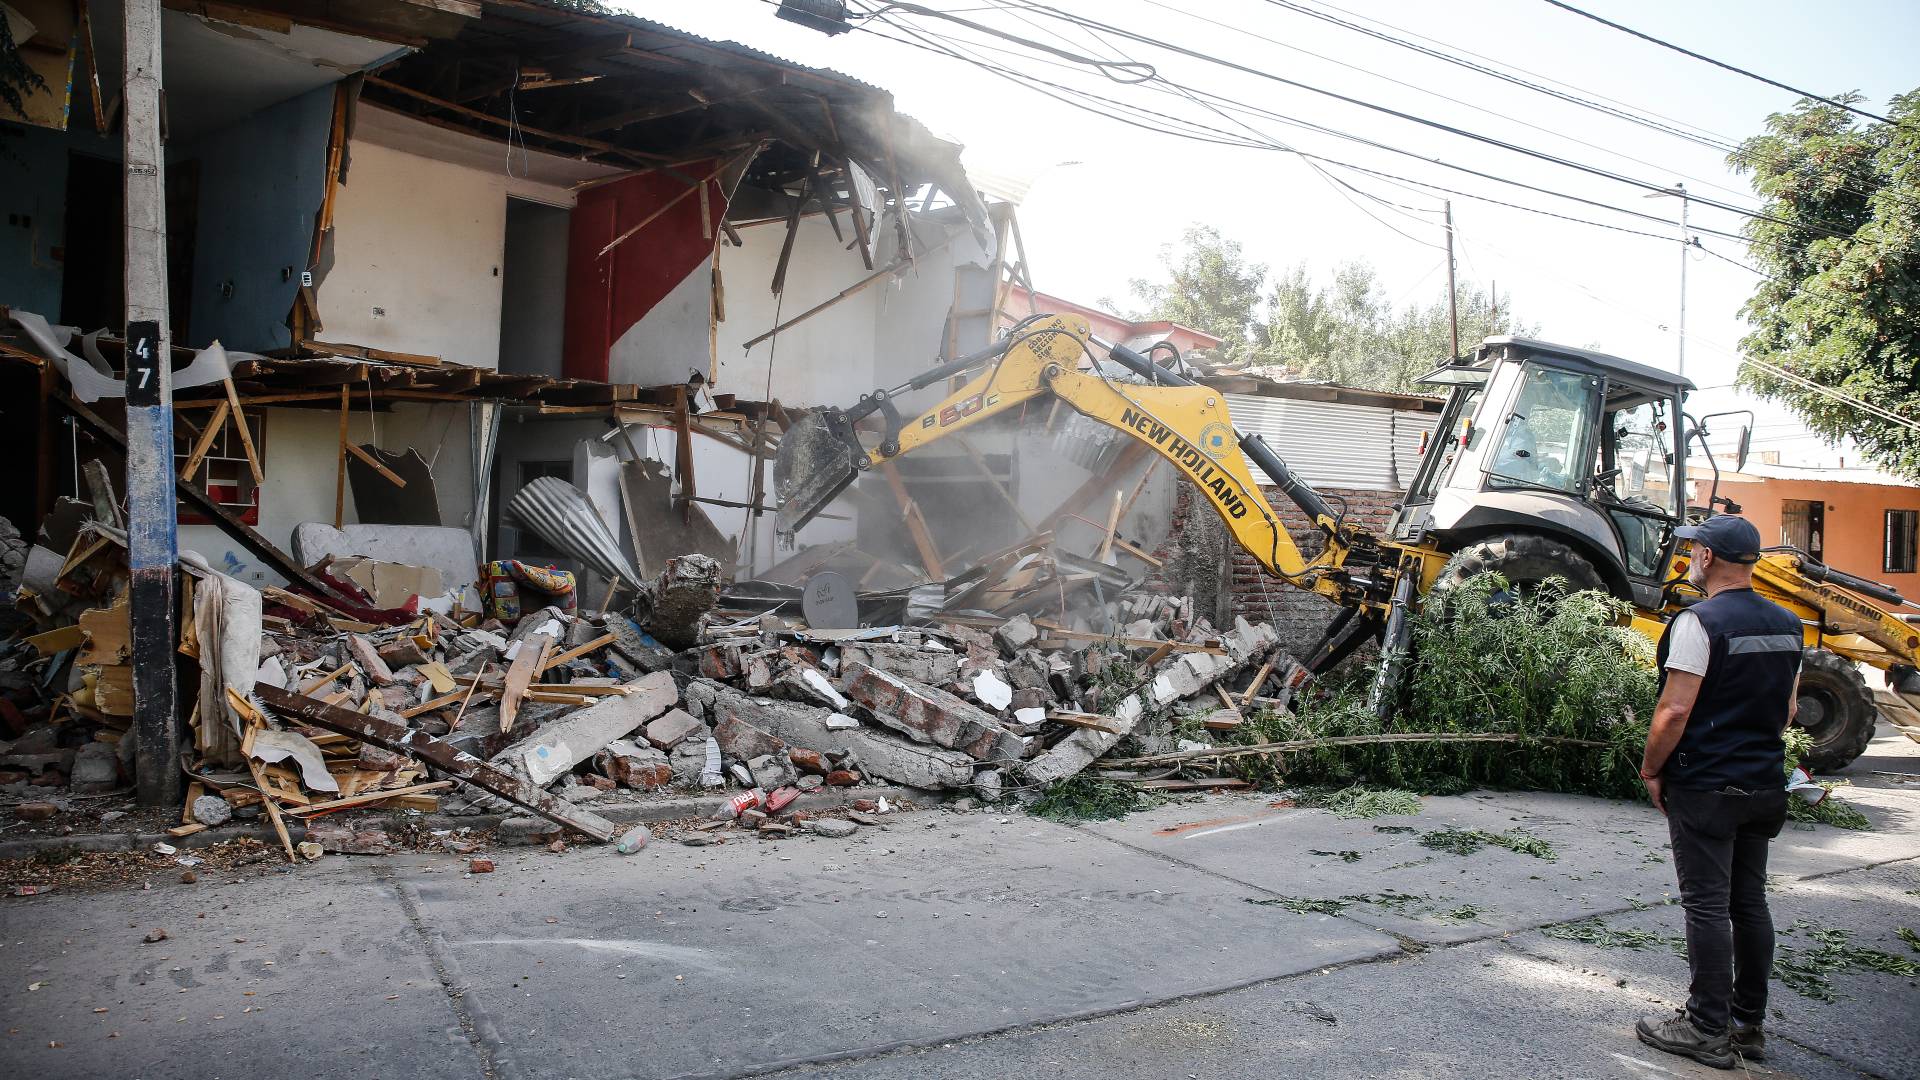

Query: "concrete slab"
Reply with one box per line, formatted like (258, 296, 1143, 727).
(0, 860, 480, 1080)
(395, 812, 1402, 1079)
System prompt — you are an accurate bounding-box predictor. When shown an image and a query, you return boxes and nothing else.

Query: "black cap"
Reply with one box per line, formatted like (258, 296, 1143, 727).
(1673, 515, 1762, 564)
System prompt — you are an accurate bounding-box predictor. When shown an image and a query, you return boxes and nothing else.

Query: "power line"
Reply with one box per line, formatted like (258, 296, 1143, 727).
(1256, 0, 1740, 153)
(847, 7, 1761, 250)
(1127, 0, 1761, 208)
(1302, 0, 1740, 148)
(984, 1, 1858, 240)
(1246, 0, 1901, 213)
(1537, 0, 1901, 127)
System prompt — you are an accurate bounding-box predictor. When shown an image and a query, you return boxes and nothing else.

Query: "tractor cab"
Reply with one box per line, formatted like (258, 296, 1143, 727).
(1388, 338, 1697, 609)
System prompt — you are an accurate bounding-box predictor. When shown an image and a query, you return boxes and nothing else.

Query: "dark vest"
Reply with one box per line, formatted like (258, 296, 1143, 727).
(1655, 588, 1802, 791)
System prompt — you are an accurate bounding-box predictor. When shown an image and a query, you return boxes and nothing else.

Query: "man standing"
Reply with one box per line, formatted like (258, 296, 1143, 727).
(1636, 515, 1801, 1070)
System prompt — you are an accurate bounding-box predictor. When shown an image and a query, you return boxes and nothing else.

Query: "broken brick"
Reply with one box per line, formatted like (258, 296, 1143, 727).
(838, 662, 1026, 763)
(825, 769, 860, 786)
(644, 708, 706, 751)
(714, 712, 787, 762)
(788, 747, 827, 775)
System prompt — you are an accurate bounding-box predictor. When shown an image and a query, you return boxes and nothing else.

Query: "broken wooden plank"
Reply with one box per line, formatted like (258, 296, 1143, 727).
(399, 689, 471, 718)
(1047, 710, 1129, 735)
(539, 632, 615, 673)
(167, 822, 209, 839)
(500, 622, 559, 733)
(1127, 778, 1251, 791)
(283, 781, 453, 817)
(220, 377, 265, 486)
(246, 754, 299, 863)
(252, 684, 618, 842)
(178, 399, 231, 482)
(345, 443, 408, 488)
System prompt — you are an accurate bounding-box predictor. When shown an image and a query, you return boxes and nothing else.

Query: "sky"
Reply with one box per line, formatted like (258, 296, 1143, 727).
(650, 0, 1919, 468)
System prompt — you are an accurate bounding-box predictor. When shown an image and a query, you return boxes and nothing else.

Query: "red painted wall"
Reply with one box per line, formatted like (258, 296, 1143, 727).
(562, 163, 728, 382)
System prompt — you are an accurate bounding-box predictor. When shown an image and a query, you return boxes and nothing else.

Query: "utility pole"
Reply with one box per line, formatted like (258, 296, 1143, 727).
(123, 0, 180, 807)
(1646, 182, 1690, 379)
(1443, 200, 1459, 360)
(1677, 182, 1689, 381)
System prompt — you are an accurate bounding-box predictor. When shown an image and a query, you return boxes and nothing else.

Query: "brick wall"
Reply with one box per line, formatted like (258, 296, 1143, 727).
(1155, 482, 1402, 657)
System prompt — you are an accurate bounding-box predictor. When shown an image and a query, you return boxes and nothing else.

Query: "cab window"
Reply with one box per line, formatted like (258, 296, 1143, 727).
(1601, 398, 1680, 517)
(1487, 365, 1599, 495)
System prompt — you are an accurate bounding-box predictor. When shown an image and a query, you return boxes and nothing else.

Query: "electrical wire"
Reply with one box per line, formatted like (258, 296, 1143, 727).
(1537, 0, 1903, 128)
(1121, 0, 1762, 208)
(851, 13, 1757, 250)
(995, 0, 1856, 240)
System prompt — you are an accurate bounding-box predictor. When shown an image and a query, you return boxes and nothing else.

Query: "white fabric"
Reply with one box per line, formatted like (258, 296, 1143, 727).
(1663, 610, 1711, 677)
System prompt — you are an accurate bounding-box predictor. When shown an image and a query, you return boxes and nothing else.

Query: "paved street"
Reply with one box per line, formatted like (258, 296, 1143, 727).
(3, 725, 1916, 1080)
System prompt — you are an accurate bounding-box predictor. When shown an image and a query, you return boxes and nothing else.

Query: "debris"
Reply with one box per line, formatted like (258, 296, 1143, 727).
(142, 929, 168, 944)
(468, 858, 495, 874)
(807, 818, 858, 838)
(254, 684, 619, 843)
(492, 671, 677, 786)
(616, 826, 653, 854)
(191, 795, 233, 827)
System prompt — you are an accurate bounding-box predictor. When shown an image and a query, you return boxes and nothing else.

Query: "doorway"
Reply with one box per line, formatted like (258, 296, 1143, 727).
(59, 152, 198, 341)
(1781, 499, 1824, 559)
(498, 198, 570, 377)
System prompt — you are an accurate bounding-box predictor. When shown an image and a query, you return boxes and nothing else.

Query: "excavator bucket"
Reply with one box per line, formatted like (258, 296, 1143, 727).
(774, 409, 862, 541)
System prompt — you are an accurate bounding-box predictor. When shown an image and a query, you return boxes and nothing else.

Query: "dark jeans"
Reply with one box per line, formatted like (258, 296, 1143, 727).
(1665, 784, 1788, 1035)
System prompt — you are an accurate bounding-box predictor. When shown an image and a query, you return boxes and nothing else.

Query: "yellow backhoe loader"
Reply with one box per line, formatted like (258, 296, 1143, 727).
(775, 313, 1920, 771)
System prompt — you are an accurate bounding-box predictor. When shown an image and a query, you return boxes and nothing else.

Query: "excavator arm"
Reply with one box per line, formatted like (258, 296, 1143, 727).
(774, 315, 1355, 596)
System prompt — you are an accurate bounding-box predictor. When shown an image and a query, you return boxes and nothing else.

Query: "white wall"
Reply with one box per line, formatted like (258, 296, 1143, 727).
(180, 402, 477, 588)
(316, 108, 588, 369)
(712, 213, 883, 407)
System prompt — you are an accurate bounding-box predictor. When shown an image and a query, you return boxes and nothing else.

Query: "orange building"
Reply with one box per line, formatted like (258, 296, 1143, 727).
(1702, 457, 1920, 594)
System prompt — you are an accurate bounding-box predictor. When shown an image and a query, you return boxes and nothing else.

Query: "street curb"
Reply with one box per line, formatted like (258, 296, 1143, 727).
(0, 784, 936, 860)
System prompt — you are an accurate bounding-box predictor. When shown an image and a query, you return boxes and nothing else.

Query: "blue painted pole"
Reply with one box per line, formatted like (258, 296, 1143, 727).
(124, 0, 180, 807)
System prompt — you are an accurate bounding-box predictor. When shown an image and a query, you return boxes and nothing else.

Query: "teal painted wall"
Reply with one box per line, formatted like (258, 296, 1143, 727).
(180, 85, 333, 353)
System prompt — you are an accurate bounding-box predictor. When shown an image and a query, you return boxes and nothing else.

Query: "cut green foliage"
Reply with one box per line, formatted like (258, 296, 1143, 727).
(1271, 578, 1655, 801)
(1783, 728, 1874, 830)
(1373, 824, 1415, 834)
(1289, 784, 1423, 819)
(1774, 922, 1920, 1001)
(1419, 827, 1558, 861)
(1261, 894, 1348, 913)
(1439, 905, 1483, 922)
(1895, 927, 1918, 952)
(1544, 918, 1685, 952)
(1027, 776, 1162, 822)
(1307, 849, 1363, 863)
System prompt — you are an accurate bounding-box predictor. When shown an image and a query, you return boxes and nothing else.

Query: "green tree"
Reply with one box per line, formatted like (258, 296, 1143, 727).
(1125, 227, 1528, 393)
(1731, 91, 1920, 480)
(1123, 225, 1269, 364)
(1268, 261, 1523, 392)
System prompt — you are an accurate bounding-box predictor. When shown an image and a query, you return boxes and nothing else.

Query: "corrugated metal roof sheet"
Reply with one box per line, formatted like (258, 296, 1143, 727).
(1227, 394, 1437, 491)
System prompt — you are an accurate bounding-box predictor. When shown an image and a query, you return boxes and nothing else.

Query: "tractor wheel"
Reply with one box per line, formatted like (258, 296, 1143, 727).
(1429, 531, 1606, 603)
(1794, 649, 1877, 772)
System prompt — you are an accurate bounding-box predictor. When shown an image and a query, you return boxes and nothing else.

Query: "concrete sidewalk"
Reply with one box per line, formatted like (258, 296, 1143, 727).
(3, 725, 1915, 1079)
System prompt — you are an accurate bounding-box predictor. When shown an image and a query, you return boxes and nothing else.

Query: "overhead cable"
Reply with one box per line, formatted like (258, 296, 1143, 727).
(1537, 0, 1902, 127)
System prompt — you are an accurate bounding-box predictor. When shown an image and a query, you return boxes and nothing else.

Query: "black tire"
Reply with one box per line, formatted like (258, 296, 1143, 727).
(1794, 648, 1876, 772)
(1429, 531, 1607, 601)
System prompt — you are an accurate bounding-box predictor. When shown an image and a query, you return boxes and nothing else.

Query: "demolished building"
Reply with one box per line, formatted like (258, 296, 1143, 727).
(0, 1, 1446, 857)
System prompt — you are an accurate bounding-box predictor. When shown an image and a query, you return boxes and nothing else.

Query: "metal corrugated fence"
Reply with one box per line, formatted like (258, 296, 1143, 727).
(1226, 395, 1438, 491)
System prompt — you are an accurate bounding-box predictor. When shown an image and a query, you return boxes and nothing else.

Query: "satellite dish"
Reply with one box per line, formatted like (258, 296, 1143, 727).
(801, 570, 859, 629)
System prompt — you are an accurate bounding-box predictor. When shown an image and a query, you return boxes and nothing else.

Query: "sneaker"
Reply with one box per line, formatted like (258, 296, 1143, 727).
(1730, 1023, 1766, 1061)
(1636, 1011, 1736, 1070)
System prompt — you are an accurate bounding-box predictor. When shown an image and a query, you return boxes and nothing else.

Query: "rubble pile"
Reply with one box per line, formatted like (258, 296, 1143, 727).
(4, 487, 1307, 863)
